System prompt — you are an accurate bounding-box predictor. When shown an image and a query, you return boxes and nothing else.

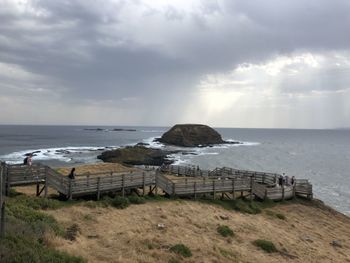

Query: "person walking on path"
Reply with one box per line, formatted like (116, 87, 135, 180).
(68, 168, 76, 180)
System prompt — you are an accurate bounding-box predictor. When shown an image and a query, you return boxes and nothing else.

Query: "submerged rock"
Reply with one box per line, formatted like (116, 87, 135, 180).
(97, 146, 173, 166)
(156, 124, 239, 147)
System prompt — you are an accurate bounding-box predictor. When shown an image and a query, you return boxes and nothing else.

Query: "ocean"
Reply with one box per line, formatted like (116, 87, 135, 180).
(0, 125, 349, 215)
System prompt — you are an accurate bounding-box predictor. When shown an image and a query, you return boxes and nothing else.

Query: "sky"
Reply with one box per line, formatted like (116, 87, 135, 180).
(0, 0, 350, 128)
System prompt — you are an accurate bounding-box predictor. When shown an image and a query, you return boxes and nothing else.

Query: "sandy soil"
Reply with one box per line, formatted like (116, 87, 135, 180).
(46, 200, 350, 263)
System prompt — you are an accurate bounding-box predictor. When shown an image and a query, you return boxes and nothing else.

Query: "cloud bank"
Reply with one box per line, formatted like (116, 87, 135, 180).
(0, 0, 349, 128)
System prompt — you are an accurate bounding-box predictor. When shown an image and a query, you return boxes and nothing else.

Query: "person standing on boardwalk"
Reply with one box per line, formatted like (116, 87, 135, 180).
(68, 168, 76, 179)
(278, 175, 283, 187)
(23, 154, 33, 166)
(291, 176, 295, 185)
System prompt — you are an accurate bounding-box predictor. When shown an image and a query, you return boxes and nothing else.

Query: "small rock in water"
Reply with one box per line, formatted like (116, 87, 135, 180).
(219, 215, 229, 220)
(157, 223, 166, 230)
(331, 240, 342, 248)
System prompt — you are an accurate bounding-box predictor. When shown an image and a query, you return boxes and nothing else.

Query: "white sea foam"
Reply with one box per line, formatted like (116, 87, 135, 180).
(140, 130, 166, 133)
(141, 137, 165, 149)
(224, 138, 261, 147)
(0, 146, 119, 164)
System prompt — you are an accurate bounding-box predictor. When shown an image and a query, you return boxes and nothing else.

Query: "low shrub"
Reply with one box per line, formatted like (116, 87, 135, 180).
(6, 203, 64, 236)
(65, 224, 80, 241)
(253, 239, 278, 253)
(2, 195, 86, 262)
(8, 194, 64, 210)
(234, 199, 261, 214)
(0, 235, 86, 263)
(170, 244, 192, 258)
(217, 225, 234, 237)
(275, 213, 286, 220)
(200, 198, 262, 214)
(128, 195, 146, 204)
(111, 196, 130, 209)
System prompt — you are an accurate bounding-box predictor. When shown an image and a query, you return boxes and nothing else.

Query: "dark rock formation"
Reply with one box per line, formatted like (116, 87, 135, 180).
(84, 128, 137, 132)
(97, 146, 174, 166)
(112, 128, 137, 132)
(157, 124, 237, 147)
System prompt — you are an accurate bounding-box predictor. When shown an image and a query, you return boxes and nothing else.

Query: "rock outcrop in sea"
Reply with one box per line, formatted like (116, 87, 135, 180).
(97, 146, 174, 166)
(156, 124, 239, 147)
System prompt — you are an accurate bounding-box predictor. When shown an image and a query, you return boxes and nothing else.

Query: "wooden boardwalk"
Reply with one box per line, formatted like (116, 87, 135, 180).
(159, 165, 312, 200)
(0, 162, 312, 201)
(1, 163, 156, 200)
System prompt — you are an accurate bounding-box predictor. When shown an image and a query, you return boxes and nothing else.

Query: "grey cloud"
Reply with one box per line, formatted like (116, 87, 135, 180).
(0, 0, 350, 127)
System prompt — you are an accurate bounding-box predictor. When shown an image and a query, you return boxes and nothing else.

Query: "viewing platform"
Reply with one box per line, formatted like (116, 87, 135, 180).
(0, 162, 312, 201)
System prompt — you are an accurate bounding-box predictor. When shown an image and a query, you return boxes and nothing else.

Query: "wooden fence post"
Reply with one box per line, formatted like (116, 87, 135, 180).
(68, 180, 73, 200)
(97, 177, 101, 200)
(44, 166, 48, 197)
(154, 170, 158, 196)
(122, 174, 125, 197)
(194, 182, 197, 199)
(213, 180, 216, 200)
(0, 163, 4, 239)
(5, 164, 9, 196)
(250, 176, 253, 201)
(232, 178, 235, 200)
(142, 172, 146, 196)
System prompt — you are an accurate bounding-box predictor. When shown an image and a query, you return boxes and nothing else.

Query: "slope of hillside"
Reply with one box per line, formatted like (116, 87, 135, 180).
(46, 199, 350, 263)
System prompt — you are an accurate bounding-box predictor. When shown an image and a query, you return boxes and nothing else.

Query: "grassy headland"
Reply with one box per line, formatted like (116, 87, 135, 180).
(4, 163, 350, 263)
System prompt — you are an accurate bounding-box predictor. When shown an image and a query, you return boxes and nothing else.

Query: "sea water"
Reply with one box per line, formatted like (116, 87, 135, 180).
(0, 125, 349, 215)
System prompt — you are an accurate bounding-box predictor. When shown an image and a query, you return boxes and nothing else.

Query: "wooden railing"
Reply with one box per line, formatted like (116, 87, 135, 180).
(0, 162, 313, 201)
(1, 162, 156, 200)
(161, 165, 312, 200)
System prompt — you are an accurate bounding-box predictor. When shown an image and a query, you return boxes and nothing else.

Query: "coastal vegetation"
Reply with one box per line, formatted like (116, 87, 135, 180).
(0, 191, 85, 263)
(253, 239, 278, 253)
(4, 180, 349, 262)
(1, 162, 349, 262)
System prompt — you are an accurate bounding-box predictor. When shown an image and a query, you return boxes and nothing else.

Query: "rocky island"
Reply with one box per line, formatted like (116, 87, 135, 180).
(156, 124, 240, 147)
(97, 146, 174, 166)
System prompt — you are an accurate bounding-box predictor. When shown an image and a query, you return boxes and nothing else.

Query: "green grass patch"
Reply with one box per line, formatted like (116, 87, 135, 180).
(168, 259, 181, 263)
(1, 194, 86, 262)
(265, 210, 286, 220)
(6, 203, 64, 236)
(217, 225, 234, 237)
(219, 248, 238, 260)
(198, 197, 279, 214)
(128, 195, 146, 204)
(111, 196, 130, 209)
(253, 239, 278, 253)
(234, 199, 261, 214)
(0, 235, 86, 263)
(143, 195, 169, 202)
(7, 193, 70, 210)
(170, 244, 192, 258)
(275, 213, 286, 220)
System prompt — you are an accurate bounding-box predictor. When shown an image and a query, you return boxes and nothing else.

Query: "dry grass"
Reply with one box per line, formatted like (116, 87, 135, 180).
(45, 200, 350, 263)
(56, 163, 139, 176)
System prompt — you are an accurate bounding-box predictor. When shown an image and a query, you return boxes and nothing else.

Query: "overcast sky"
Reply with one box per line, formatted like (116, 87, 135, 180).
(0, 0, 350, 128)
